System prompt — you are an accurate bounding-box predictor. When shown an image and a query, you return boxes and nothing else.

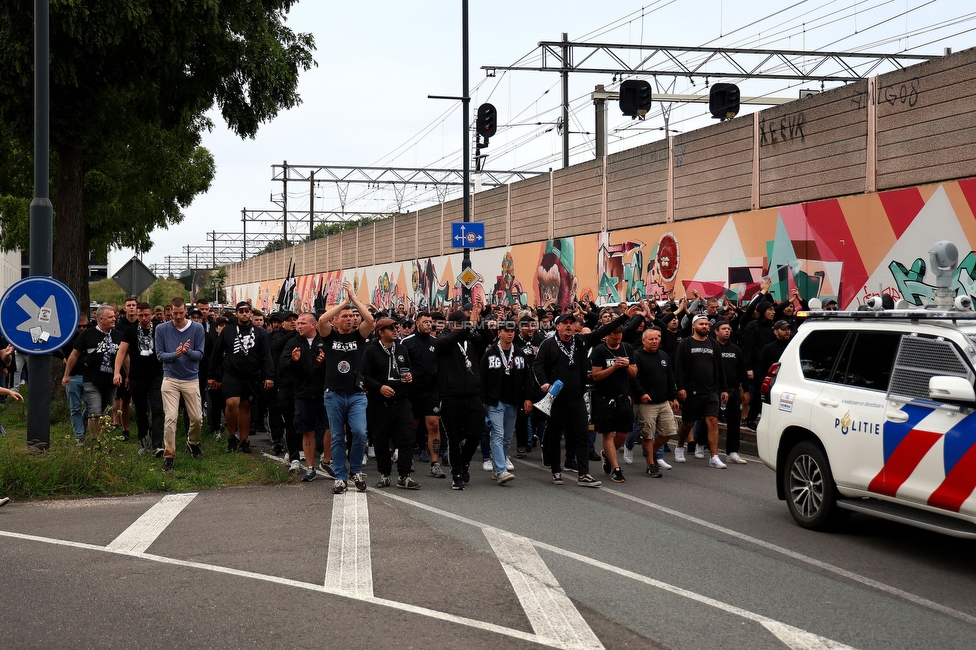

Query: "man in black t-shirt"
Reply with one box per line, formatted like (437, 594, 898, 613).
(317, 280, 374, 495)
(114, 302, 164, 454)
(589, 326, 638, 483)
(634, 327, 678, 478)
(113, 296, 139, 439)
(673, 314, 728, 468)
(61, 305, 123, 440)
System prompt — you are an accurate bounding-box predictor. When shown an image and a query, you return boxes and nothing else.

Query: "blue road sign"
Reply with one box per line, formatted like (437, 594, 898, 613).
(451, 222, 486, 249)
(0, 277, 80, 355)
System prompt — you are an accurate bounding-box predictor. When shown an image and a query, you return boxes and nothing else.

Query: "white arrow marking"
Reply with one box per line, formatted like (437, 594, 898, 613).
(484, 528, 604, 650)
(325, 491, 373, 598)
(15, 294, 62, 339)
(107, 493, 197, 553)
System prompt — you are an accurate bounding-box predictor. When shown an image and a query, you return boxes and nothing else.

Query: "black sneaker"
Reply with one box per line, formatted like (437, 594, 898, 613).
(121, 429, 130, 442)
(227, 434, 239, 453)
(271, 441, 285, 456)
(516, 446, 526, 458)
(601, 450, 612, 475)
(551, 472, 564, 485)
(352, 473, 367, 492)
(451, 475, 465, 490)
(610, 467, 625, 483)
(397, 475, 421, 490)
(301, 466, 316, 482)
(577, 473, 602, 488)
(319, 459, 336, 479)
(646, 465, 663, 478)
(564, 459, 579, 473)
(186, 441, 203, 460)
(332, 479, 347, 494)
(461, 468, 470, 484)
(239, 439, 251, 454)
(154, 447, 165, 458)
(162, 458, 174, 472)
(589, 450, 601, 462)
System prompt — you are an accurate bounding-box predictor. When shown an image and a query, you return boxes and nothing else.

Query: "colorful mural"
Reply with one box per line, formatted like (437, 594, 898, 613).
(227, 178, 976, 313)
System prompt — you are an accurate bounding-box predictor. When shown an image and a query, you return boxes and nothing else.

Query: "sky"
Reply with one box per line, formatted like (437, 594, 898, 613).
(116, 0, 976, 276)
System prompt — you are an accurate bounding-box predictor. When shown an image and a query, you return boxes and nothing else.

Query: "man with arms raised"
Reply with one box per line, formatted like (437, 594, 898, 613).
(318, 280, 374, 494)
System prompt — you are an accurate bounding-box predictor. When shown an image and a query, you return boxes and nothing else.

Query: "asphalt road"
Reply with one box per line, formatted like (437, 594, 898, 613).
(2, 441, 974, 650)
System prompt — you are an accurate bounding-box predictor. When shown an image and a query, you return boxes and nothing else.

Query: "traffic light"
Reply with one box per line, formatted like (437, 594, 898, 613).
(477, 103, 497, 139)
(709, 83, 740, 120)
(619, 80, 652, 119)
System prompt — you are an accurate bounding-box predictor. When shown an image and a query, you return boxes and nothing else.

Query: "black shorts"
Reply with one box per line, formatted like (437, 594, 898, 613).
(680, 392, 720, 422)
(294, 396, 328, 434)
(592, 394, 634, 434)
(221, 374, 260, 401)
(410, 389, 441, 419)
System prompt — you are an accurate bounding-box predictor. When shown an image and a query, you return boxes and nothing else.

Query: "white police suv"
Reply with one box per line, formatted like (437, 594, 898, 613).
(757, 293, 976, 538)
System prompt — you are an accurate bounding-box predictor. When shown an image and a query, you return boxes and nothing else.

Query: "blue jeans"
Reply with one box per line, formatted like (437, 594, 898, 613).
(324, 391, 367, 481)
(66, 375, 87, 437)
(487, 402, 517, 474)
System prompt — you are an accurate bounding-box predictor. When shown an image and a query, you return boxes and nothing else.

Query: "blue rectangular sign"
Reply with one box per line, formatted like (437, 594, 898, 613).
(451, 222, 485, 249)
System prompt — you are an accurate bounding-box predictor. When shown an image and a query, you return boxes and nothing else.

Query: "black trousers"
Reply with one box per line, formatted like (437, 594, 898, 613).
(724, 393, 743, 454)
(440, 395, 485, 478)
(368, 398, 415, 477)
(130, 374, 164, 449)
(278, 388, 300, 459)
(542, 395, 590, 476)
(515, 404, 547, 448)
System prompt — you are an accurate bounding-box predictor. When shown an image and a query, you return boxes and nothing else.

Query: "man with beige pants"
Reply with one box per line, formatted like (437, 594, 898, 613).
(154, 298, 206, 472)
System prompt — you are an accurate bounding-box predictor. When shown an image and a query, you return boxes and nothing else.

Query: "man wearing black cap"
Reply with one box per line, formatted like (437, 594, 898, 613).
(534, 305, 639, 487)
(435, 299, 491, 490)
(362, 317, 419, 489)
(208, 301, 275, 454)
(758, 320, 792, 388)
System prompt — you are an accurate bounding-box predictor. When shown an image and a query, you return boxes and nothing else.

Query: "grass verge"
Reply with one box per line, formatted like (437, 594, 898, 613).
(0, 388, 293, 500)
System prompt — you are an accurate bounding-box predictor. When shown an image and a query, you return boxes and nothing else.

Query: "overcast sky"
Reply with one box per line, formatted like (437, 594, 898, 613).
(117, 0, 976, 276)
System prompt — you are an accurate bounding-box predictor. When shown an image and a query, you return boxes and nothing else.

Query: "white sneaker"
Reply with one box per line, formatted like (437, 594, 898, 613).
(657, 458, 672, 470)
(709, 455, 728, 469)
(392, 449, 399, 462)
(505, 457, 515, 471)
(726, 452, 748, 464)
(623, 447, 634, 464)
(299, 451, 305, 461)
(674, 447, 687, 463)
(363, 454, 369, 466)
(368, 445, 376, 458)
(694, 445, 705, 459)
(289, 460, 302, 475)
(483, 459, 493, 471)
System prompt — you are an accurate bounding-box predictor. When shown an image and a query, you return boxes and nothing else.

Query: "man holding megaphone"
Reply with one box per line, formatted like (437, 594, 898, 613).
(533, 305, 641, 488)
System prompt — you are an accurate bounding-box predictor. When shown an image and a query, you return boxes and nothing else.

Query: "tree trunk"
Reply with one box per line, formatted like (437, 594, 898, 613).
(53, 145, 90, 310)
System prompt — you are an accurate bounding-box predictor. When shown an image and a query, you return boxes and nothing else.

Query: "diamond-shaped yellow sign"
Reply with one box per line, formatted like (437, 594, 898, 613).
(457, 268, 480, 290)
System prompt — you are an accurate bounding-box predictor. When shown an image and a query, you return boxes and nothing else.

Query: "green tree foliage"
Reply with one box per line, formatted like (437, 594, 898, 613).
(147, 279, 190, 310)
(0, 0, 316, 308)
(89, 278, 128, 306)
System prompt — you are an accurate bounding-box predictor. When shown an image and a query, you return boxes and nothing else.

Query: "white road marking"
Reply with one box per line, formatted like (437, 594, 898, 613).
(516, 456, 976, 627)
(106, 493, 197, 553)
(375, 490, 856, 650)
(484, 528, 604, 650)
(0, 528, 579, 649)
(325, 492, 373, 598)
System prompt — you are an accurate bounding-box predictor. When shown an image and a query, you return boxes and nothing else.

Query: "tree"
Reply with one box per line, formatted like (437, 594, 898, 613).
(0, 1, 316, 308)
(89, 278, 127, 306)
(147, 279, 190, 310)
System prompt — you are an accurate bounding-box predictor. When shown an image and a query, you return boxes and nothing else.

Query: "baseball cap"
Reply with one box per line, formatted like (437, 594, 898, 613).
(692, 313, 709, 324)
(553, 313, 576, 325)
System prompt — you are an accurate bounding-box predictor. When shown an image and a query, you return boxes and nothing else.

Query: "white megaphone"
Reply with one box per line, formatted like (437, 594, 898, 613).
(533, 380, 564, 417)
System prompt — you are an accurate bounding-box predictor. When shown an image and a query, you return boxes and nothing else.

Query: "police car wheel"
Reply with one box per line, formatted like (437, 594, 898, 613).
(783, 440, 848, 531)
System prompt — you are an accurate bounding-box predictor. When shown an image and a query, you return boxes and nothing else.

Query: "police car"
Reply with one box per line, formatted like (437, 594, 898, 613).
(757, 243, 976, 538)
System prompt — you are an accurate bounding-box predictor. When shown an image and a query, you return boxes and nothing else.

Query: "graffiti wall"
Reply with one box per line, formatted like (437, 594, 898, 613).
(227, 178, 976, 312)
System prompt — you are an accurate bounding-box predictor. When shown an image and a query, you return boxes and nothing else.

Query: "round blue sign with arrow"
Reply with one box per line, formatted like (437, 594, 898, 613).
(0, 276, 80, 355)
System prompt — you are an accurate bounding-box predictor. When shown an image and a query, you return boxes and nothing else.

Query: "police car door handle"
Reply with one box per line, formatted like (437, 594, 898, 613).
(819, 398, 839, 408)
(885, 410, 909, 423)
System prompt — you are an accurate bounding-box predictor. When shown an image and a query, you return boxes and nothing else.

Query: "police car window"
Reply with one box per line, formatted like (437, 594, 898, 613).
(837, 331, 901, 392)
(888, 334, 974, 402)
(798, 330, 849, 381)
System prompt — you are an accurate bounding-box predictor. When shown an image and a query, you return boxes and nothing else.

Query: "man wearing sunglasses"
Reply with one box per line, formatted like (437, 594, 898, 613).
(209, 301, 275, 454)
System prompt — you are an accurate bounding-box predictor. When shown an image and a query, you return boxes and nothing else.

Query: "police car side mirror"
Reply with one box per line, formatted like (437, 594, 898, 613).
(929, 376, 976, 404)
